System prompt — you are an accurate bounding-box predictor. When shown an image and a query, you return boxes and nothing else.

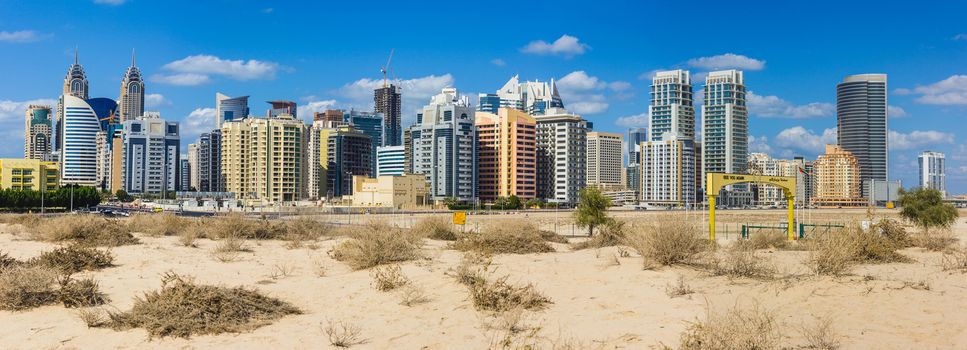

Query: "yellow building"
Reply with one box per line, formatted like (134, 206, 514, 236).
(475, 108, 537, 201)
(221, 115, 306, 204)
(0, 159, 59, 191)
(351, 174, 428, 209)
(812, 144, 864, 207)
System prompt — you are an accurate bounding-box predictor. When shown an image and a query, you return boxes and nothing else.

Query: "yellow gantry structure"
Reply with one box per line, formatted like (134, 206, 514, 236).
(706, 173, 797, 241)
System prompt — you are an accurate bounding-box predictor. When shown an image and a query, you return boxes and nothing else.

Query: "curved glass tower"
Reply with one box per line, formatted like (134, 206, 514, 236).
(836, 74, 888, 197)
(61, 95, 100, 186)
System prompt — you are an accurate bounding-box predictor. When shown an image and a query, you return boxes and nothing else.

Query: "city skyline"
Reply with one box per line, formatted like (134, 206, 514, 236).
(0, 1, 966, 193)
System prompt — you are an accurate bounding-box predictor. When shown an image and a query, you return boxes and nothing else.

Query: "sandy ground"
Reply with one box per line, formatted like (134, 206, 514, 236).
(1, 209, 967, 349)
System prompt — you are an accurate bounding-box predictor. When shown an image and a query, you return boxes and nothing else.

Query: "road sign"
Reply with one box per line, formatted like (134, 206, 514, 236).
(452, 211, 467, 225)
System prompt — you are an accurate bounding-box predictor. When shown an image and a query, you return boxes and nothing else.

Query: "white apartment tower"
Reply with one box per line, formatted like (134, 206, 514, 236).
(411, 88, 477, 202)
(535, 110, 589, 205)
(918, 151, 946, 198)
(586, 132, 624, 189)
(640, 133, 696, 207)
(702, 70, 748, 176)
(649, 70, 694, 141)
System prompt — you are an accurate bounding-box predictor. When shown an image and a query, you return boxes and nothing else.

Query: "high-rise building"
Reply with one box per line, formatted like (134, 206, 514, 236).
(375, 85, 402, 146)
(24, 105, 53, 160)
(649, 70, 694, 141)
(179, 158, 191, 193)
(919, 151, 946, 197)
(535, 111, 589, 205)
(56, 49, 90, 153)
(326, 126, 372, 198)
(411, 88, 477, 202)
(60, 96, 99, 186)
(402, 127, 413, 174)
(812, 145, 864, 207)
(0, 159, 59, 191)
(376, 146, 405, 177)
(477, 75, 564, 115)
(118, 51, 145, 123)
(267, 100, 297, 119)
(315, 109, 344, 123)
(196, 130, 223, 192)
(627, 127, 647, 164)
(343, 110, 383, 177)
(639, 133, 696, 207)
(625, 165, 641, 199)
(587, 132, 624, 190)
(215, 93, 250, 129)
(120, 116, 180, 195)
(476, 108, 537, 201)
(837, 74, 888, 198)
(702, 70, 748, 175)
(221, 115, 306, 203)
(187, 143, 199, 191)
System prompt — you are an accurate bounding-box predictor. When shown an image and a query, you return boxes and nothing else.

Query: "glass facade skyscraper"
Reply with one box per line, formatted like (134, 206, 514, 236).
(215, 93, 250, 129)
(837, 74, 888, 198)
(344, 110, 384, 177)
(648, 70, 694, 141)
(60, 95, 100, 186)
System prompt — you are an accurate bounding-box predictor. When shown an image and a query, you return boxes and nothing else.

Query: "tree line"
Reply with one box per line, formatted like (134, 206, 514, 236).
(0, 186, 102, 210)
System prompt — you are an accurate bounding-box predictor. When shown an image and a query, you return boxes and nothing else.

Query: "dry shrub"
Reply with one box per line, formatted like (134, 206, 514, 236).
(107, 273, 301, 338)
(30, 245, 114, 273)
(330, 221, 423, 270)
(282, 217, 332, 242)
(799, 316, 841, 349)
(411, 216, 459, 241)
(539, 230, 569, 244)
(57, 276, 108, 308)
(571, 220, 626, 250)
(370, 264, 409, 291)
(269, 263, 295, 280)
(178, 227, 200, 247)
(35, 215, 138, 246)
(806, 225, 909, 276)
(0, 213, 42, 226)
(399, 285, 430, 306)
(665, 276, 694, 298)
(736, 230, 789, 250)
(451, 252, 550, 312)
(678, 304, 781, 350)
(941, 246, 967, 272)
(707, 246, 776, 280)
(207, 214, 287, 240)
(625, 219, 710, 267)
(0, 251, 19, 269)
(451, 221, 554, 255)
(127, 213, 192, 237)
(211, 236, 247, 262)
(0, 265, 59, 310)
(324, 319, 364, 348)
(77, 308, 106, 328)
(874, 219, 910, 247)
(911, 231, 957, 251)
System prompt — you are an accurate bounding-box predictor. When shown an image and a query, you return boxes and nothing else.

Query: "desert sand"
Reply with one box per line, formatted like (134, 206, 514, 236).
(1, 209, 967, 349)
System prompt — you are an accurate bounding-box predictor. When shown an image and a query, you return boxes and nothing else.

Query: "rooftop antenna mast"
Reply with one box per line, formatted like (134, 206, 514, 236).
(381, 48, 394, 88)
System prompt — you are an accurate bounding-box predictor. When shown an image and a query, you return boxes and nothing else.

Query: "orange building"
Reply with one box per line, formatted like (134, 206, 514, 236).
(475, 108, 537, 201)
(812, 144, 865, 207)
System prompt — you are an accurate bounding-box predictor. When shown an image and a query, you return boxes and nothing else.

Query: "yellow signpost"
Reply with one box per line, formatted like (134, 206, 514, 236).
(452, 211, 467, 225)
(706, 173, 797, 241)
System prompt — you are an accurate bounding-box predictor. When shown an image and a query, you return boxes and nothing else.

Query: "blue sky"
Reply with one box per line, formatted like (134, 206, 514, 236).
(1, 0, 966, 193)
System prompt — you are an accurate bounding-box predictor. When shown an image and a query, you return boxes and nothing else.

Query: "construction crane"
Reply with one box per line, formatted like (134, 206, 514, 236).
(380, 48, 394, 88)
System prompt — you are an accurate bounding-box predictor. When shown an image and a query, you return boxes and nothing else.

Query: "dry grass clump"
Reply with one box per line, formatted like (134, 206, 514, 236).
(735, 230, 790, 250)
(126, 213, 193, 237)
(35, 215, 138, 246)
(324, 319, 365, 348)
(398, 285, 430, 306)
(911, 231, 957, 251)
(571, 220, 626, 250)
(0, 213, 42, 227)
(873, 219, 911, 247)
(211, 236, 248, 262)
(0, 251, 19, 269)
(411, 216, 459, 241)
(625, 219, 710, 267)
(453, 254, 551, 312)
(107, 272, 301, 338)
(0, 265, 59, 310)
(370, 264, 410, 291)
(806, 225, 909, 276)
(282, 217, 332, 242)
(942, 246, 967, 272)
(330, 221, 423, 270)
(451, 222, 554, 255)
(799, 316, 841, 350)
(77, 308, 107, 328)
(677, 304, 781, 350)
(706, 246, 776, 280)
(665, 276, 695, 298)
(29, 245, 114, 273)
(57, 277, 108, 308)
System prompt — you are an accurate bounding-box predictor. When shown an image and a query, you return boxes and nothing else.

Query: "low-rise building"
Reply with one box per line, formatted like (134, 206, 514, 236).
(351, 174, 428, 209)
(0, 158, 59, 191)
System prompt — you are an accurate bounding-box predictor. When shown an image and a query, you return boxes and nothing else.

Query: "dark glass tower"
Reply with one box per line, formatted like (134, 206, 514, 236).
(836, 74, 888, 197)
(374, 84, 402, 147)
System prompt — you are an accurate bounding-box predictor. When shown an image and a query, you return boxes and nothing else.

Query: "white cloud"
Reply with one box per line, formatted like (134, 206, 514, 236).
(150, 73, 212, 86)
(687, 53, 766, 71)
(749, 135, 773, 154)
(144, 93, 170, 107)
(161, 55, 280, 82)
(520, 34, 589, 58)
(93, 0, 126, 5)
(490, 58, 506, 67)
(0, 30, 45, 43)
(557, 71, 606, 93)
(898, 75, 967, 105)
(954, 34, 967, 41)
(569, 101, 609, 115)
(608, 81, 632, 92)
(554, 71, 633, 114)
(181, 108, 216, 140)
(887, 105, 908, 118)
(889, 130, 954, 151)
(615, 112, 647, 128)
(297, 100, 338, 119)
(774, 126, 837, 154)
(746, 92, 834, 119)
